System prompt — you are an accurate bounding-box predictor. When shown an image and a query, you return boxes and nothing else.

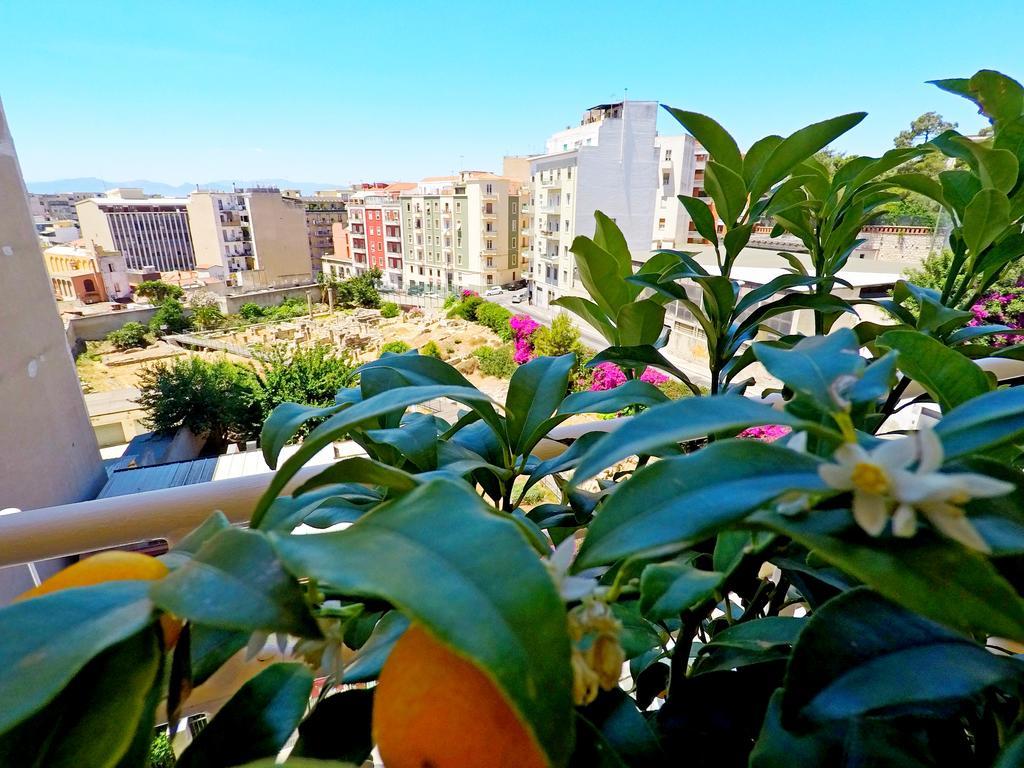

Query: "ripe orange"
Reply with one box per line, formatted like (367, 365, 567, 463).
(372, 624, 548, 768)
(18, 550, 182, 647)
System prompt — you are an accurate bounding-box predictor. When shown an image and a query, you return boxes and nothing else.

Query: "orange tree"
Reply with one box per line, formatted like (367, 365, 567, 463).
(4, 69, 1024, 767)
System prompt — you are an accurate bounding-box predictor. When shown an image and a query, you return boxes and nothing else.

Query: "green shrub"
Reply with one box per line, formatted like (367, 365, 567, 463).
(380, 302, 400, 318)
(380, 340, 411, 356)
(658, 379, 704, 399)
(148, 732, 175, 768)
(447, 295, 483, 321)
(105, 322, 149, 351)
(443, 294, 459, 309)
(475, 301, 514, 341)
(149, 298, 193, 336)
(472, 345, 517, 378)
(238, 302, 265, 322)
(421, 340, 442, 359)
(253, 345, 358, 422)
(191, 304, 225, 331)
(135, 357, 261, 450)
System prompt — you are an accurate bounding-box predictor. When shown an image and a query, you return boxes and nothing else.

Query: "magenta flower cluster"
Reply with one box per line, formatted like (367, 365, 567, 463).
(589, 362, 669, 391)
(461, 289, 479, 298)
(738, 424, 792, 442)
(510, 314, 540, 364)
(967, 279, 1024, 347)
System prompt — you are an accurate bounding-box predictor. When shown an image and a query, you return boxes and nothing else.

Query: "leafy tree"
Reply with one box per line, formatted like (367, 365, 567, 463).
(135, 356, 261, 450)
(531, 313, 585, 358)
(253, 345, 358, 418)
(380, 302, 400, 318)
(812, 148, 851, 175)
(894, 111, 957, 147)
(135, 280, 184, 304)
(348, 269, 382, 309)
(149, 298, 193, 336)
(191, 304, 225, 331)
(148, 732, 175, 768)
(105, 322, 149, 351)
(380, 341, 411, 355)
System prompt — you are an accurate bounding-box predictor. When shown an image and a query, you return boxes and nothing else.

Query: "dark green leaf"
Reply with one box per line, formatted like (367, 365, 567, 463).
(756, 510, 1024, 641)
(783, 588, 1021, 723)
(161, 511, 232, 570)
(551, 295, 618, 345)
(177, 663, 314, 768)
(593, 210, 634, 280)
(877, 330, 990, 411)
(0, 628, 162, 768)
(705, 161, 747, 225)
(506, 354, 575, 456)
(191, 625, 249, 687)
(662, 108, 742, 173)
(570, 234, 633, 318)
(753, 329, 863, 406)
(151, 528, 321, 638)
(677, 194, 718, 248)
(262, 402, 348, 469)
(615, 300, 666, 347)
(0, 582, 155, 733)
(639, 560, 723, 620)
(576, 688, 667, 767)
(577, 441, 826, 568)
(293, 689, 374, 764)
(938, 170, 981, 219)
(342, 611, 409, 683)
(934, 386, 1024, 458)
(271, 479, 574, 766)
(571, 395, 814, 482)
(962, 188, 1011, 257)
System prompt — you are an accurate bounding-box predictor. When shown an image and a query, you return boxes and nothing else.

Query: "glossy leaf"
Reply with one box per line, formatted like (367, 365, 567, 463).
(933, 386, 1024, 459)
(576, 441, 827, 568)
(551, 295, 618, 345)
(261, 402, 348, 469)
(270, 479, 574, 766)
(571, 395, 814, 482)
(190, 625, 250, 687)
(593, 210, 634, 280)
(506, 354, 575, 456)
(639, 560, 723, 620)
(151, 528, 321, 638)
(877, 330, 990, 411)
(0, 582, 155, 734)
(177, 663, 314, 768)
(677, 194, 719, 248)
(570, 235, 633, 318)
(0, 628, 162, 768)
(342, 611, 409, 683)
(753, 329, 862, 407)
(705, 161, 747, 225)
(756, 510, 1024, 641)
(962, 188, 1011, 257)
(251, 384, 500, 526)
(783, 588, 1021, 723)
(293, 689, 374, 764)
(615, 299, 666, 347)
(662, 107, 743, 173)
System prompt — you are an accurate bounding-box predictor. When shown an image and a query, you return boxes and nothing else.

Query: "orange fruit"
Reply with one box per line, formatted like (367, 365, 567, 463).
(372, 624, 548, 768)
(18, 550, 182, 647)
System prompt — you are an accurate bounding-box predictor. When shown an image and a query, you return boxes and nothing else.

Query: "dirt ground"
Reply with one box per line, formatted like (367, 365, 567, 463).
(75, 309, 513, 399)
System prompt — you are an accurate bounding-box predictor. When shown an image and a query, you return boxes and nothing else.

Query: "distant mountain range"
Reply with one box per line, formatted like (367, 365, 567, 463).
(25, 178, 347, 196)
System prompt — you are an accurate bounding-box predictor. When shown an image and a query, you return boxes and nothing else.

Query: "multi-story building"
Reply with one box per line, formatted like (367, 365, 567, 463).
(28, 192, 95, 224)
(651, 134, 700, 250)
(281, 192, 346, 276)
(347, 183, 411, 290)
(186, 192, 253, 274)
(529, 101, 659, 309)
(324, 222, 353, 280)
(76, 188, 195, 272)
(400, 172, 526, 295)
(43, 241, 130, 304)
(504, 157, 533, 284)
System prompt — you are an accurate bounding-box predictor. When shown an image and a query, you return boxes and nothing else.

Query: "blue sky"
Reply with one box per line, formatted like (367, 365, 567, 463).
(2, 0, 1022, 185)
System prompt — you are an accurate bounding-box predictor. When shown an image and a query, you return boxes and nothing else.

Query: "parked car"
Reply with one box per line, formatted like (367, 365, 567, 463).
(512, 293, 524, 304)
(485, 286, 502, 296)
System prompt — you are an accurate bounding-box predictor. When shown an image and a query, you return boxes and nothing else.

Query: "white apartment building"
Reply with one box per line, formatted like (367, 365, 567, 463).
(187, 192, 253, 274)
(401, 173, 526, 295)
(76, 188, 195, 272)
(652, 134, 700, 250)
(529, 101, 659, 309)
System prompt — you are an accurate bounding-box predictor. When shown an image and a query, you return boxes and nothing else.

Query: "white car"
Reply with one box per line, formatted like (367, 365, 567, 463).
(485, 286, 502, 296)
(512, 293, 524, 304)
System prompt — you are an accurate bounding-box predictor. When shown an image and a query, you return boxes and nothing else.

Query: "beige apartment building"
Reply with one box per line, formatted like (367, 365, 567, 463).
(400, 172, 526, 295)
(76, 188, 195, 272)
(281, 191, 346, 276)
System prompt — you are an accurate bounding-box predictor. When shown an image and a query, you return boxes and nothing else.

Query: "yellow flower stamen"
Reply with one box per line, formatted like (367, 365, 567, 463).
(850, 462, 889, 495)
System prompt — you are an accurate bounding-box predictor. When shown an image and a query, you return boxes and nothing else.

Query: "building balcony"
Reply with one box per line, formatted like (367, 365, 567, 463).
(540, 177, 562, 188)
(481, 192, 498, 202)
(481, 209, 497, 220)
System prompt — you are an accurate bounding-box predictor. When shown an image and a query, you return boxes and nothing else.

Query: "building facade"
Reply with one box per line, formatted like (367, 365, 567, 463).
(186, 192, 253, 274)
(529, 101, 659, 309)
(28, 192, 95, 224)
(76, 188, 195, 272)
(400, 172, 525, 295)
(347, 184, 409, 290)
(651, 134, 699, 250)
(281, 192, 347, 276)
(43, 242, 130, 304)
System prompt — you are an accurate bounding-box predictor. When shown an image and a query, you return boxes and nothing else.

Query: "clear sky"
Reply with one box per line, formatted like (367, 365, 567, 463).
(2, 0, 1022, 186)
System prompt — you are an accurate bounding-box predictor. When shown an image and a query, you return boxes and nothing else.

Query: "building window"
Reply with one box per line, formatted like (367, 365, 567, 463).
(658, 218, 666, 229)
(485, 183, 493, 194)
(512, 201, 518, 214)
(83, 278, 95, 292)
(663, 172, 670, 185)
(486, 239, 493, 250)
(665, 149, 673, 160)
